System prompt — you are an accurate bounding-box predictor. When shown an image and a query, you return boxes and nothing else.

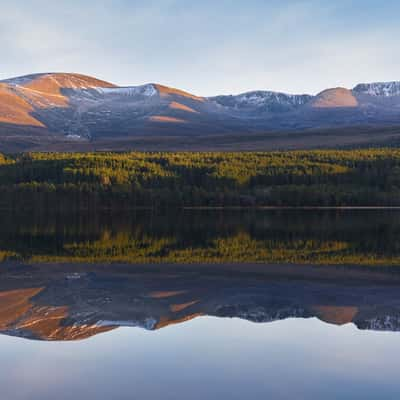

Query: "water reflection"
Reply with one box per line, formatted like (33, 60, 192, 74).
(2, 210, 400, 399)
(2, 262, 400, 341)
(0, 209, 400, 265)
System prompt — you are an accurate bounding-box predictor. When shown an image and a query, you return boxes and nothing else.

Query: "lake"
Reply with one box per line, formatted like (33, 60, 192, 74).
(1, 209, 400, 399)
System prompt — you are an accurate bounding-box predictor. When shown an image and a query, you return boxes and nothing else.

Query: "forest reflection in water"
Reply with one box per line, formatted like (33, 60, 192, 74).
(0, 209, 399, 265)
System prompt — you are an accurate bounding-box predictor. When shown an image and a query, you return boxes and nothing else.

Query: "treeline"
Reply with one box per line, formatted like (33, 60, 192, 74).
(1, 149, 400, 208)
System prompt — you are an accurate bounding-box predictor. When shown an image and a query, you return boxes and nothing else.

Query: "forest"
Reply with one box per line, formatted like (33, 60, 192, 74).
(0, 149, 400, 209)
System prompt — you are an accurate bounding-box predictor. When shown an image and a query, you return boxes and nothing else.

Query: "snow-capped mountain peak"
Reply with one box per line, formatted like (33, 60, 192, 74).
(209, 90, 312, 113)
(353, 81, 400, 97)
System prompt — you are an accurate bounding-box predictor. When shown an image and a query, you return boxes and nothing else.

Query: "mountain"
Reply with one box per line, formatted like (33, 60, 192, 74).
(210, 91, 312, 114)
(1, 72, 400, 151)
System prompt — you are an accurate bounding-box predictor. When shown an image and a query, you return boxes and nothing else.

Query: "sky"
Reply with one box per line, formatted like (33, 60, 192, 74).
(1, 0, 399, 96)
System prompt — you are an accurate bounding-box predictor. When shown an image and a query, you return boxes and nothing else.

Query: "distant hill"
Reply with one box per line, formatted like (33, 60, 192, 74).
(1, 72, 400, 151)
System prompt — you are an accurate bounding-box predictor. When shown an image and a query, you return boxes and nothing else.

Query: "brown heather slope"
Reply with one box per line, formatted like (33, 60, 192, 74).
(0, 288, 44, 329)
(154, 84, 204, 102)
(149, 116, 187, 123)
(169, 101, 199, 113)
(0, 84, 44, 127)
(12, 73, 117, 108)
(0, 286, 115, 341)
(311, 305, 359, 326)
(311, 88, 358, 108)
(21, 73, 116, 95)
(16, 305, 115, 341)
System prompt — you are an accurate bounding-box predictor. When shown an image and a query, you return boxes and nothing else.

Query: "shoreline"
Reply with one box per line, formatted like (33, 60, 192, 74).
(3, 261, 400, 284)
(2, 206, 400, 212)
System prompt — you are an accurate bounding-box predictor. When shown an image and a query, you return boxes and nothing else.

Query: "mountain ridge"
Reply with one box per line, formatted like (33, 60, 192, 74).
(1, 72, 400, 151)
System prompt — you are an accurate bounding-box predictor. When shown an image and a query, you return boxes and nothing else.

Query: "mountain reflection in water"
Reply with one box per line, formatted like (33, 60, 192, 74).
(2, 262, 400, 341)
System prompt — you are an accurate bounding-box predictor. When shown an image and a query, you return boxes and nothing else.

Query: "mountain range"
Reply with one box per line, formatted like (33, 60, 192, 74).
(1, 72, 400, 151)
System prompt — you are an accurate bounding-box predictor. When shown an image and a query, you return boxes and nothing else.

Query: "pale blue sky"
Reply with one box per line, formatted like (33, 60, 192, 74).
(1, 0, 399, 95)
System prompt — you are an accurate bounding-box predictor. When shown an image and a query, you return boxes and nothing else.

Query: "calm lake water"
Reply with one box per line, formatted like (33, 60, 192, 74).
(1, 210, 400, 399)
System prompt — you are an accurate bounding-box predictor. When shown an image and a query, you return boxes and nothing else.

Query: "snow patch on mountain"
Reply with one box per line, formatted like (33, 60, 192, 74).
(96, 318, 157, 330)
(358, 315, 400, 331)
(353, 82, 400, 97)
(210, 90, 312, 112)
(94, 84, 158, 97)
(234, 91, 311, 106)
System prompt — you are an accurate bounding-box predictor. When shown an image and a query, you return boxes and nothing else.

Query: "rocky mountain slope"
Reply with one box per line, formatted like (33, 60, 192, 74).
(1, 72, 400, 151)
